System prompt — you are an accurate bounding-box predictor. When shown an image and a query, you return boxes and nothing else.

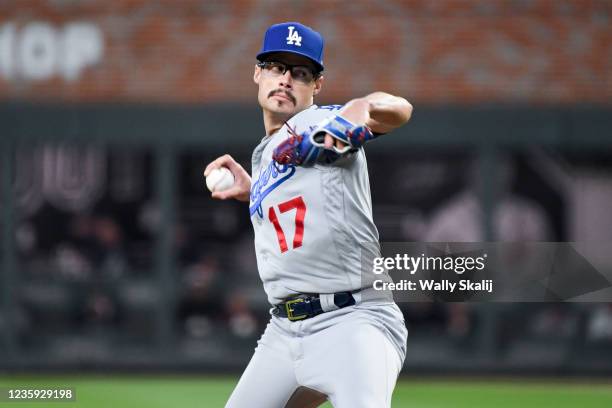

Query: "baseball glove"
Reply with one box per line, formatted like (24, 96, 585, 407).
(273, 115, 378, 166)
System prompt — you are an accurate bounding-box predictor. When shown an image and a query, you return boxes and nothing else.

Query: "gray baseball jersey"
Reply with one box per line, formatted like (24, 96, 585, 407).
(249, 104, 382, 305)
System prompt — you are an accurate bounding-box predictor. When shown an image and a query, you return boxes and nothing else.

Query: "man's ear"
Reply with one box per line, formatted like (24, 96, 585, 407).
(313, 75, 324, 96)
(254, 65, 261, 84)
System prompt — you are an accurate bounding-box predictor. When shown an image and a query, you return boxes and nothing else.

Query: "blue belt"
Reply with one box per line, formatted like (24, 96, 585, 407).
(272, 292, 356, 321)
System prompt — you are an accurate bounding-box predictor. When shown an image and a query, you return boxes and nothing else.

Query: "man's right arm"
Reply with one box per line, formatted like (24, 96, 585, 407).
(204, 154, 251, 202)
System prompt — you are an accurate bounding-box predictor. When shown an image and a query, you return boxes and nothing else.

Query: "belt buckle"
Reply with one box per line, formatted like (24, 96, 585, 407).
(285, 298, 307, 321)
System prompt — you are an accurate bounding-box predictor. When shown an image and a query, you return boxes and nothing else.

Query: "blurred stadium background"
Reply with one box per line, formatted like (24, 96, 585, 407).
(1, 0, 611, 406)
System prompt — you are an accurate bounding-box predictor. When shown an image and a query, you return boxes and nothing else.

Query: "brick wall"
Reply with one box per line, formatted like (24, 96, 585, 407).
(0, 0, 610, 104)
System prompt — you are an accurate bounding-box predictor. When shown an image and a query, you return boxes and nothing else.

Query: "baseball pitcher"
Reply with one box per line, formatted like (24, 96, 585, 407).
(205, 22, 413, 408)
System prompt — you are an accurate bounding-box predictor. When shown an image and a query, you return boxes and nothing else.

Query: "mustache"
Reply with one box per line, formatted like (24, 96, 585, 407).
(268, 89, 296, 104)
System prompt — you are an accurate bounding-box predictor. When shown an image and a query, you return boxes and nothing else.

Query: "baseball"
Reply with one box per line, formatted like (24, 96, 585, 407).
(206, 167, 235, 192)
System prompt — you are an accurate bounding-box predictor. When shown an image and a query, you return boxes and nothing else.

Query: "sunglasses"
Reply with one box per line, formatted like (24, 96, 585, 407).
(257, 61, 320, 84)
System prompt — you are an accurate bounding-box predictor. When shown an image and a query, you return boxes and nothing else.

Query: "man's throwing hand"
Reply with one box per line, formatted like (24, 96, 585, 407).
(204, 154, 252, 202)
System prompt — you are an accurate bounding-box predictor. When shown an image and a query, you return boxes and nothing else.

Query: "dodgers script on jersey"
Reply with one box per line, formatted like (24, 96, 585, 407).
(250, 105, 383, 305)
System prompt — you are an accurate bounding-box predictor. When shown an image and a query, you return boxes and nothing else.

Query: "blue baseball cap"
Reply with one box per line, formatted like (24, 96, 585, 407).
(257, 22, 325, 72)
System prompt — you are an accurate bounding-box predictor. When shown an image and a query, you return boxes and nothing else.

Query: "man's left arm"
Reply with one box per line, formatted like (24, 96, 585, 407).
(272, 92, 412, 166)
(323, 92, 413, 150)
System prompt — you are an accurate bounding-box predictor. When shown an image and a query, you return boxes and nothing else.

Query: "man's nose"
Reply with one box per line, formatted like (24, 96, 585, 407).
(278, 70, 293, 88)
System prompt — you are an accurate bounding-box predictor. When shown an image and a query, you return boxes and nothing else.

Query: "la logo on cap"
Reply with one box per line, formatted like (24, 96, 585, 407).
(286, 26, 302, 46)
